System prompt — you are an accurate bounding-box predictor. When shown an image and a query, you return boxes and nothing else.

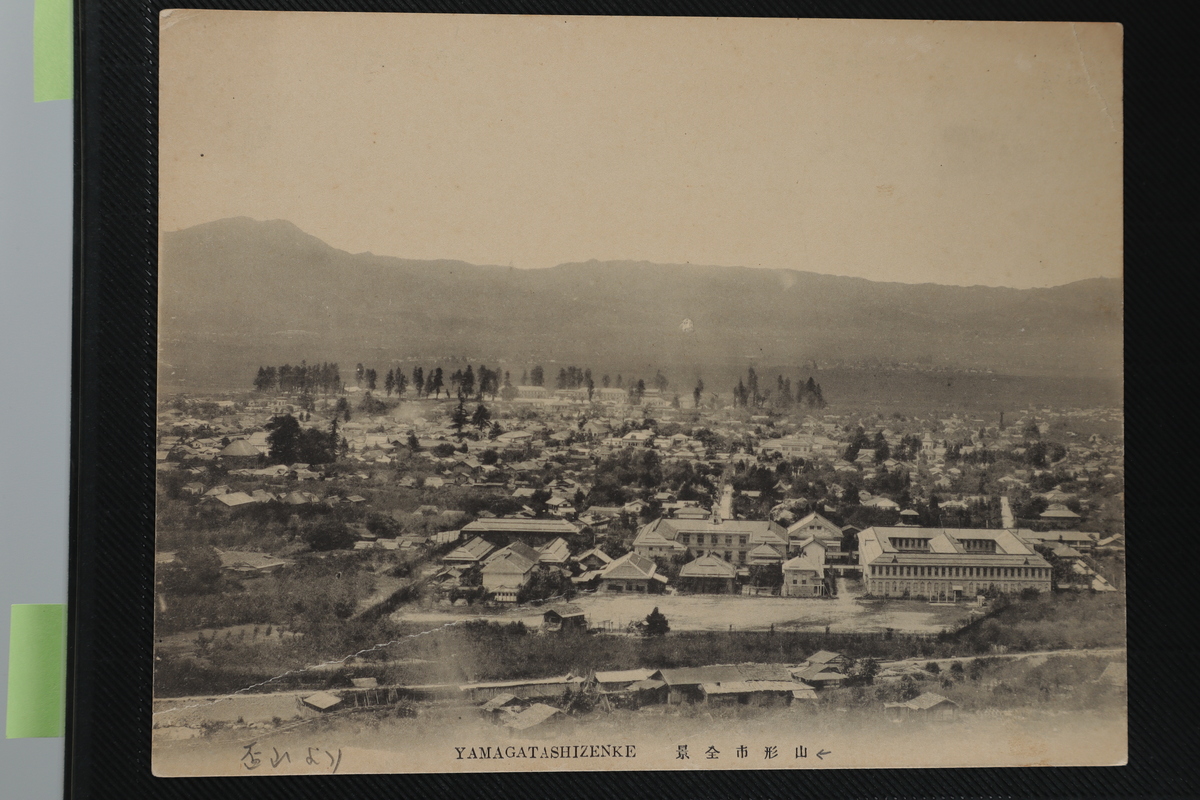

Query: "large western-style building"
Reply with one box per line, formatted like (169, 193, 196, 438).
(459, 517, 581, 545)
(786, 512, 845, 560)
(859, 526, 1052, 600)
(632, 515, 789, 565)
(781, 537, 828, 597)
(757, 435, 838, 459)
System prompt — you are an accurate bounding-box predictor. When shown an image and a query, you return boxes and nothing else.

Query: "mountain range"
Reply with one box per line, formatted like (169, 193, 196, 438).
(158, 217, 1122, 391)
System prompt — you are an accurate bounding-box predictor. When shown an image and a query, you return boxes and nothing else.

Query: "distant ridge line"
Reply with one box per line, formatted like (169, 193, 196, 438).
(166, 217, 1119, 291)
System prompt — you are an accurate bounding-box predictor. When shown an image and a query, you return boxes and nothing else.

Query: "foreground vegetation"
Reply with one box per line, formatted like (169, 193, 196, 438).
(153, 590, 1124, 697)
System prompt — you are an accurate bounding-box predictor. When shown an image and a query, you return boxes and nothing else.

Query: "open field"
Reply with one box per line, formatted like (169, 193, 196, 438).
(393, 591, 973, 635)
(160, 354, 1121, 415)
(154, 592, 1124, 700)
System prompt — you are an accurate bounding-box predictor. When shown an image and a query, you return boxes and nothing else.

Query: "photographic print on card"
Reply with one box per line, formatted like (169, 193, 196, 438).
(152, 10, 1124, 776)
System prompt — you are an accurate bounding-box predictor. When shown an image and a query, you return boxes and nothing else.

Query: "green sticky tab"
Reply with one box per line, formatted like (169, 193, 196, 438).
(6, 604, 66, 738)
(34, 0, 73, 101)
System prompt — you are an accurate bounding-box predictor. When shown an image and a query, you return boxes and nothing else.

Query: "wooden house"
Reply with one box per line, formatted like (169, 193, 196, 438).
(652, 666, 744, 705)
(678, 553, 737, 593)
(883, 692, 958, 718)
(542, 604, 588, 633)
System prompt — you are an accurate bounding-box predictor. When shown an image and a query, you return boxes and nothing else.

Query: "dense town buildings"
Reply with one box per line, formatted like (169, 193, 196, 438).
(156, 384, 1122, 609)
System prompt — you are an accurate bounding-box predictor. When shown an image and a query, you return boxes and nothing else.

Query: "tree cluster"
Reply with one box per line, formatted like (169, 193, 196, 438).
(158, 545, 224, 595)
(732, 368, 826, 410)
(448, 365, 503, 400)
(301, 519, 358, 552)
(515, 568, 575, 604)
(355, 364, 378, 391)
(554, 366, 591, 390)
(383, 369, 409, 398)
(253, 362, 342, 394)
(408, 366, 445, 399)
(264, 414, 339, 465)
(450, 400, 493, 438)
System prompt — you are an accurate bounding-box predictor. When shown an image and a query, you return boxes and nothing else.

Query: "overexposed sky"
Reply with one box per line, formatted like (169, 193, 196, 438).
(160, 12, 1122, 288)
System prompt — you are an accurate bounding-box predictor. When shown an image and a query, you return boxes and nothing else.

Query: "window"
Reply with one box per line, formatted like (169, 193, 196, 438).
(681, 535, 689, 545)
(740, 536, 748, 545)
(724, 551, 732, 562)
(725, 536, 732, 546)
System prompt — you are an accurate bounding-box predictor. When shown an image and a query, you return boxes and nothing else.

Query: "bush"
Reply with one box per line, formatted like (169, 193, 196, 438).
(302, 520, 356, 552)
(365, 512, 401, 537)
(161, 545, 224, 595)
(643, 607, 670, 636)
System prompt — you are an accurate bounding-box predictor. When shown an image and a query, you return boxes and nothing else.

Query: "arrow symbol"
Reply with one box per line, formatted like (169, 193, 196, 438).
(816, 749, 831, 760)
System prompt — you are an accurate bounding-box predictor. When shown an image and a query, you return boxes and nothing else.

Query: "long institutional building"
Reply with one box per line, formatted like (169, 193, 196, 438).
(859, 526, 1052, 600)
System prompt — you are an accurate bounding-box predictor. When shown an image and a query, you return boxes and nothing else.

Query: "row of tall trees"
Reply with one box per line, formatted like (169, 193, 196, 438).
(253, 362, 342, 394)
(733, 367, 826, 410)
(447, 365, 505, 400)
(385, 364, 513, 402)
(554, 366, 591, 390)
(518, 364, 668, 405)
(254, 361, 698, 405)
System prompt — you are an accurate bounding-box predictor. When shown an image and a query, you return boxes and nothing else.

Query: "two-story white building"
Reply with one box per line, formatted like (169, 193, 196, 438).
(859, 526, 1052, 600)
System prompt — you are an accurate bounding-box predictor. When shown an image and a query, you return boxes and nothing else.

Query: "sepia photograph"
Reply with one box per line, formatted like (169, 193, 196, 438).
(151, 11, 1124, 775)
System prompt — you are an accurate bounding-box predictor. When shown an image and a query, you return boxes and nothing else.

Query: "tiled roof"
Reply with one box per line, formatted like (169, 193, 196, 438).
(444, 536, 494, 562)
(462, 518, 580, 535)
(600, 552, 658, 580)
(679, 553, 738, 579)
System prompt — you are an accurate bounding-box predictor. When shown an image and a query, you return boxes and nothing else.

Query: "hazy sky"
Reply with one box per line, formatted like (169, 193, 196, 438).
(160, 13, 1121, 288)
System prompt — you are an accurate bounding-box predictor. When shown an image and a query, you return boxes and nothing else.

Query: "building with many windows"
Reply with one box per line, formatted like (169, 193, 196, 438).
(786, 512, 845, 560)
(459, 517, 580, 546)
(859, 526, 1052, 600)
(597, 552, 667, 593)
(757, 435, 838, 459)
(782, 537, 828, 597)
(632, 515, 788, 565)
